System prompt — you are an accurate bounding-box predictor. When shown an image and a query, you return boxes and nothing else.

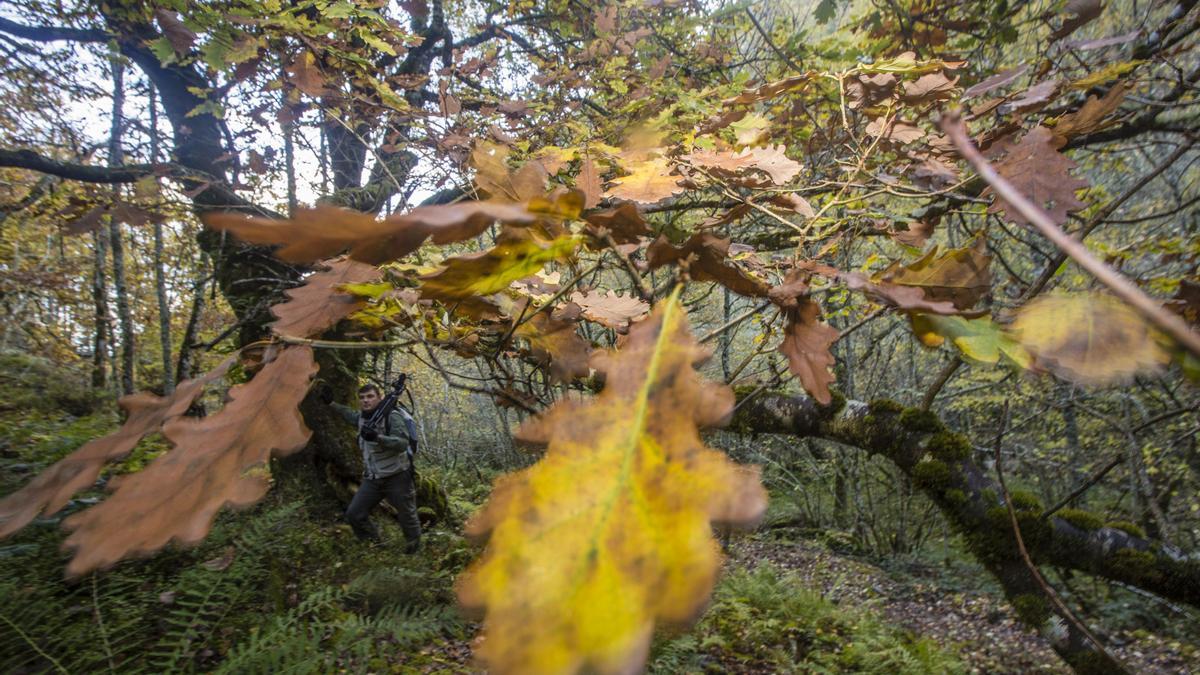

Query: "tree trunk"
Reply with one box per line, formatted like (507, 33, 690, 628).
(174, 253, 207, 384)
(107, 51, 135, 395)
(149, 85, 174, 395)
(90, 229, 109, 389)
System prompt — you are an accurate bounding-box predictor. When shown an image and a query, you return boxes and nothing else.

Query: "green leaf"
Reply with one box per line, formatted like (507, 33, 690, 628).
(910, 314, 1032, 369)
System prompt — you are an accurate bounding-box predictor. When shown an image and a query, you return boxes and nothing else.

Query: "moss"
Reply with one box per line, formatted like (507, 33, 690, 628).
(1068, 649, 1120, 675)
(1011, 593, 1050, 628)
(1109, 548, 1162, 584)
(944, 488, 968, 507)
(868, 398, 905, 414)
(926, 431, 971, 461)
(1056, 508, 1104, 531)
(898, 407, 944, 433)
(981, 488, 998, 505)
(818, 389, 847, 416)
(1105, 520, 1146, 538)
(912, 459, 952, 490)
(1008, 490, 1043, 513)
(985, 507, 1052, 547)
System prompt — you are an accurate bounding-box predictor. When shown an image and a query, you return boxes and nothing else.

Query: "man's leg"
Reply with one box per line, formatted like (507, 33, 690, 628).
(345, 478, 386, 541)
(381, 471, 422, 551)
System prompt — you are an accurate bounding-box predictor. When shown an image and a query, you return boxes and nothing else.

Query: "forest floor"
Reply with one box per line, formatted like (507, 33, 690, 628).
(412, 529, 1195, 674)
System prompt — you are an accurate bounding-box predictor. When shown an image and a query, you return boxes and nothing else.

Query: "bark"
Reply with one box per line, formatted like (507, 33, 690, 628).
(149, 86, 174, 395)
(732, 392, 1200, 672)
(174, 254, 208, 384)
(106, 52, 135, 395)
(90, 230, 108, 389)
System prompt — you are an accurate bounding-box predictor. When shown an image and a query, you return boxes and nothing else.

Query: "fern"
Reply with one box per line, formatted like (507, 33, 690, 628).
(148, 503, 299, 674)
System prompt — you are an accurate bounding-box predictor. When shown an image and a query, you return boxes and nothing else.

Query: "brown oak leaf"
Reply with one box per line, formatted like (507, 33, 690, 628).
(1053, 81, 1131, 139)
(61, 346, 317, 577)
(270, 257, 381, 338)
(204, 202, 538, 264)
(515, 312, 591, 382)
(646, 233, 770, 297)
(878, 238, 992, 310)
(0, 358, 235, 541)
(980, 126, 1088, 227)
(779, 300, 839, 405)
(569, 290, 650, 332)
(901, 73, 959, 104)
(1050, 0, 1103, 40)
(962, 65, 1030, 100)
(584, 202, 652, 244)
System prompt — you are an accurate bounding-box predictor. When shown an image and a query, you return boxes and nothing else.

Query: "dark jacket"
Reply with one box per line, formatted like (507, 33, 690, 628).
(331, 403, 414, 479)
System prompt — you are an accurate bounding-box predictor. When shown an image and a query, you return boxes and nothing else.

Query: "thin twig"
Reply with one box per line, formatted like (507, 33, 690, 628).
(700, 301, 772, 343)
(992, 402, 1129, 673)
(1020, 137, 1196, 302)
(943, 115, 1200, 358)
(1042, 455, 1124, 519)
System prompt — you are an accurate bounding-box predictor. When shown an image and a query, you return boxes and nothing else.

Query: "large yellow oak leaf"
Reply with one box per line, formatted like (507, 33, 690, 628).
(0, 358, 234, 540)
(457, 291, 767, 674)
(1012, 293, 1167, 384)
(60, 346, 317, 577)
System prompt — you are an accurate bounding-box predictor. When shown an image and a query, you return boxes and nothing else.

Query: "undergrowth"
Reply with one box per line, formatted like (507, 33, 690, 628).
(649, 563, 962, 674)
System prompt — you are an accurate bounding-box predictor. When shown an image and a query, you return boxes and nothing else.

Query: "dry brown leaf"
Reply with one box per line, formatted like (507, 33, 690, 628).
(1000, 79, 1059, 114)
(515, 312, 591, 382)
(767, 194, 815, 219)
(866, 118, 925, 145)
(1053, 81, 1131, 139)
(1012, 293, 1167, 384)
(155, 9, 197, 55)
(287, 52, 328, 97)
(842, 273, 959, 315)
(981, 126, 1088, 227)
(204, 202, 538, 264)
(1050, 0, 1103, 40)
(569, 290, 650, 331)
(0, 358, 235, 541)
(901, 73, 959, 104)
(460, 293, 765, 674)
(879, 238, 992, 310)
(735, 145, 803, 185)
(767, 269, 810, 310)
(584, 202, 652, 244)
(646, 234, 770, 297)
(61, 346, 317, 577)
(270, 257, 381, 338)
(962, 65, 1030, 99)
(846, 73, 897, 109)
(890, 220, 935, 248)
(578, 156, 603, 209)
(779, 300, 839, 405)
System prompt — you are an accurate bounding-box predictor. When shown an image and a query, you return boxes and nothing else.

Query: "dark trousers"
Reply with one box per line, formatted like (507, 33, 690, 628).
(345, 471, 421, 543)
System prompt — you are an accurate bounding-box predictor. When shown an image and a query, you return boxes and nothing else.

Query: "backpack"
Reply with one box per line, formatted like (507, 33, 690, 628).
(384, 406, 420, 463)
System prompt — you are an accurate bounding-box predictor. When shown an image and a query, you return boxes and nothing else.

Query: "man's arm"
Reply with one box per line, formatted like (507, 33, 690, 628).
(376, 410, 412, 453)
(329, 402, 360, 425)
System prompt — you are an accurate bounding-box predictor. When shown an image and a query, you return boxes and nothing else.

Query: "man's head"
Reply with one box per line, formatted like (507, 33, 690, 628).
(357, 384, 382, 412)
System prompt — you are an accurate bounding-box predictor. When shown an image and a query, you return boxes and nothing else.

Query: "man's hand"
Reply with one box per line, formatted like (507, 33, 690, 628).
(360, 426, 379, 442)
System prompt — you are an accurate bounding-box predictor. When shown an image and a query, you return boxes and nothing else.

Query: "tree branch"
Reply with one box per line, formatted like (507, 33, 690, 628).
(730, 391, 1200, 667)
(943, 116, 1200, 359)
(0, 148, 161, 183)
(0, 17, 108, 43)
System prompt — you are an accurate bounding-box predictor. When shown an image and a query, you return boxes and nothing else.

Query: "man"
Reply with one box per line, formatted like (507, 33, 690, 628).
(323, 382, 421, 553)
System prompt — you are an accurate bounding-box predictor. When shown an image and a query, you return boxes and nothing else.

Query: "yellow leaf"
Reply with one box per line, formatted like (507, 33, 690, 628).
(458, 290, 767, 674)
(604, 157, 683, 204)
(1070, 60, 1144, 90)
(910, 314, 1032, 368)
(419, 235, 580, 300)
(1012, 293, 1167, 384)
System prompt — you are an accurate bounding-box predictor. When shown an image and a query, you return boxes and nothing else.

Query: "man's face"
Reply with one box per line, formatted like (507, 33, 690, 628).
(358, 389, 381, 412)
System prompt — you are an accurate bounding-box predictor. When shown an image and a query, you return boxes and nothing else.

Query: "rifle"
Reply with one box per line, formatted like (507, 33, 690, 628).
(364, 374, 419, 466)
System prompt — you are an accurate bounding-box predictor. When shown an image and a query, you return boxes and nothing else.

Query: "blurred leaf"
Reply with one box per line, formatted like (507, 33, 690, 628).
(1012, 293, 1168, 384)
(460, 293, 766, 674)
